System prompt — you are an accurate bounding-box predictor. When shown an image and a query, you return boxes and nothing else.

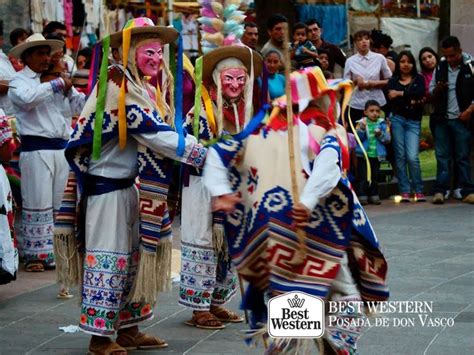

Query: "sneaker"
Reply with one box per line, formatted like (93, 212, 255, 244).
(400, 193, 410, 203)
(462, 193, 474, 204)
(432, 192, 444, 204)
(444, 190, 451, 199)
(453, 188, 462, 200)
(414, 193, 426, 202)
(369, 195, 381, 205)
(359, 196, 368, 205)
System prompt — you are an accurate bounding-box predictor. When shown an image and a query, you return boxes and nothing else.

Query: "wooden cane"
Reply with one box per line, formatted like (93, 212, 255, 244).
(282, 24, 307, 266)
(237, 273, 249, 324)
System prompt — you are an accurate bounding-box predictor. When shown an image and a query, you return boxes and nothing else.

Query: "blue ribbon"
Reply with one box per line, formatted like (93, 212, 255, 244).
(175, 35, 185, 156)
(234, 104, 270, 141)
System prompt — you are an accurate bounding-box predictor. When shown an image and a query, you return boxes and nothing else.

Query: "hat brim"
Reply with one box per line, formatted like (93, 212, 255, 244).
(9, 40, 64, 59)
(202, 46, 263, 83)
(109, 27, 179, 48)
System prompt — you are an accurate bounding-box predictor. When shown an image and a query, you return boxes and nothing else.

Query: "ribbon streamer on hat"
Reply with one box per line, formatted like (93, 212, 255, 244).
(118, 28, 132, 150)
(92, 36, 110, 160)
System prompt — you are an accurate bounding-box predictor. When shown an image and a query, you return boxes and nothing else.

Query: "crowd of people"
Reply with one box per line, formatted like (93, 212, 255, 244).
(242, 14, 474, 206)
(0, 7, 472, 355)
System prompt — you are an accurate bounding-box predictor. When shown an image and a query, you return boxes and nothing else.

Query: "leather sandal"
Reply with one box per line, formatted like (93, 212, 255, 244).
(116, 330, 168, 350)
(184, 311, 226, 330)
(88, 337, 127, 355)
(210, 306, 244, 323)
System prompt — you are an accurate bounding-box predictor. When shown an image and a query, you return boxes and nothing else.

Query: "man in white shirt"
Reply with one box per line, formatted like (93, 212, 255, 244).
(8, 33, 85, 272)
(344, 30, 392, 125)
(0, 21, 17, 116)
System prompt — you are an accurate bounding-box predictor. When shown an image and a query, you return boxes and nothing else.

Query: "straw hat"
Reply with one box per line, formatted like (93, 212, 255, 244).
(202, 46, 262, 83)
(108, 17, 178, 47)
(9, 33, 64, 59)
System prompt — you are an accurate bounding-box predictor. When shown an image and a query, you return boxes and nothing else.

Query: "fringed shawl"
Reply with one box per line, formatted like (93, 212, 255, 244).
(55, 65, 177, 303)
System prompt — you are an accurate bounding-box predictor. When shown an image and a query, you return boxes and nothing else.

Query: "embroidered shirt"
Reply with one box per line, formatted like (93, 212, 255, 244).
(343, 50, 392, 110)
(9, 66, 85, 139)
(0, 50, 17, 115)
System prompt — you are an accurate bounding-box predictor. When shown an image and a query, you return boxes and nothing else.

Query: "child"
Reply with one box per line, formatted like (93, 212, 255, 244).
(355, 100, 391, 205)
(261, 50, 286, 99)
(292, 22, 319, 69)
(0, 113, 18, 285)
(318, 48, 330, 72)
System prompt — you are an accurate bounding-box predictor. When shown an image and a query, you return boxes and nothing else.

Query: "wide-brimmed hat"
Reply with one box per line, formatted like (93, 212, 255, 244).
(9, 33, 64, 59)
(108, 17, 178, 47)
(202, 45, 263, 83)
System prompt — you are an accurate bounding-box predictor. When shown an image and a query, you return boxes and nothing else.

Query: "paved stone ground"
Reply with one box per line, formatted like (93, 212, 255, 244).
(0, 200, 473, 354)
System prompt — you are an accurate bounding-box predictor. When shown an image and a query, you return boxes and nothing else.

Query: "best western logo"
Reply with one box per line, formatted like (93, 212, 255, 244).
(268, 292, 324, 338)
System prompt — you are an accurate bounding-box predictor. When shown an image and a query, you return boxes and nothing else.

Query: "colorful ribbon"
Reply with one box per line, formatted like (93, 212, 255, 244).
(193, 56, 203, 139)
(118, 28, 132, 150)
(174, 34, 185, 156)
(92, 36, 110, 160)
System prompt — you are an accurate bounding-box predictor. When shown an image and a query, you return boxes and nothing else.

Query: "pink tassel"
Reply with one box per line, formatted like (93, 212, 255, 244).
(202, 25, 217, 34)
(223, 34, 236, 46)
(200, 7, 216, 18)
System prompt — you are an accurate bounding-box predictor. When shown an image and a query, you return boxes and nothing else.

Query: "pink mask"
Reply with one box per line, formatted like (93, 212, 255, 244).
(220, 68, 246, 99)
(136, 42, 163, 80)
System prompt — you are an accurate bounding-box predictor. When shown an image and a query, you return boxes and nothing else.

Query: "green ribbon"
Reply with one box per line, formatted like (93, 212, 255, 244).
(92, 36, 110, 160)
(192, 56, 203, 139)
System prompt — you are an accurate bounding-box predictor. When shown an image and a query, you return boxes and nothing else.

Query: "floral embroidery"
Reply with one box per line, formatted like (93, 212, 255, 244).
(179, 242, 237, 310)
(86, 254, 97, 268)
(79, 249, 153, 336)
(22, 208, 55, 265)
(116, 257, 127, 271)
(186, 143, 207, 168)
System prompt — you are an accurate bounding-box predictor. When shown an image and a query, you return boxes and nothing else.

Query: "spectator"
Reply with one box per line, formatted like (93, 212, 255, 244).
(430, 36, 474, 204)
(344, 30, 392, 125)
(261, 49, 285, 99)
(419, 47, 439, 135)
(306, 19, 346, 73)
(261, 14, 288, 60)
(45, 33, 74, 73)
(8, 28, 29, 72)
(0, 22, 17, 116)
(387, 50, 426, 202)
(318, 48, 330, 72)
(241, 22, 258, 50)
(76, 47, 92, 70)
(371, 29, 397, 72)
(291, 22, 319, 69)
(355, 100, 391, 205)
(9, 28, 29, 47)
(43, 21, 67, 39)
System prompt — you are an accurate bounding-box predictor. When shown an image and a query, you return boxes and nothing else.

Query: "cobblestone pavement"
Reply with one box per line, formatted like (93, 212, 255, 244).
(0, 200, 473, 354)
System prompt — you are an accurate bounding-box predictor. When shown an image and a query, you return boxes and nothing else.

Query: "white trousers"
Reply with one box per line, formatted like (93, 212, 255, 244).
(79, 185, 154, 336)
(20, 150, 69, 265)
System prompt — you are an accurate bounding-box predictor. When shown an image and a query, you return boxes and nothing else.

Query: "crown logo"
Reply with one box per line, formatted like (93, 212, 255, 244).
(287, 295, 305, 308)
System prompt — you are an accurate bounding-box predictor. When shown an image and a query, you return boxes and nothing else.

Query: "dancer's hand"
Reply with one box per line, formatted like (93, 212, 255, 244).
(292, 202, 311, 227)
(212, 193, 241, 214)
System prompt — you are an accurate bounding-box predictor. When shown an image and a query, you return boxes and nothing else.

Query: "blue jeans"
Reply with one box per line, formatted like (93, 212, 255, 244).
(433, 119, 474, 196)
(390, 114, 423, 193)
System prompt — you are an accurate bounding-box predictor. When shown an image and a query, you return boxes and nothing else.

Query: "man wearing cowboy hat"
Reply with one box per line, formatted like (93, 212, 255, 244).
(54, 17, 207, 354)
(8, 33, 85, 274)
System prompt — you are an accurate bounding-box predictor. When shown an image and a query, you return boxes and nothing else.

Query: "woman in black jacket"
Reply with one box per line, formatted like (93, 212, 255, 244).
(387, 50, 426, 202)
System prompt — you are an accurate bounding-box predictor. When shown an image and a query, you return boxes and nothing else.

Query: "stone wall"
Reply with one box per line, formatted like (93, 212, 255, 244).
(0, 0, 30, 50)
(450, 0, 474, 54)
